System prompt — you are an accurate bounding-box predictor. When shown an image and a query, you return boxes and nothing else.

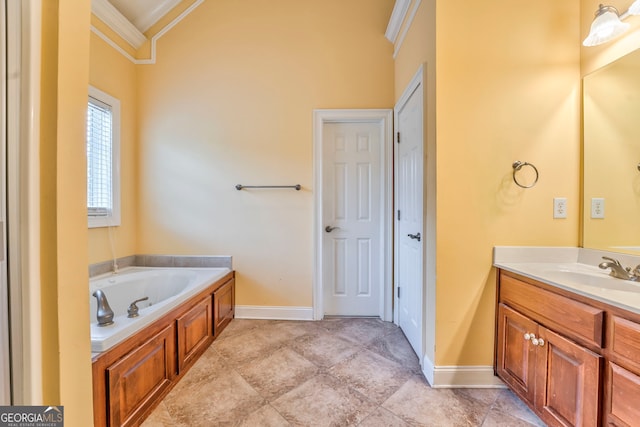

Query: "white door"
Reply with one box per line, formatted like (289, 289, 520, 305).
(395, 83, 424, 355)
(322, 121, 383, 316)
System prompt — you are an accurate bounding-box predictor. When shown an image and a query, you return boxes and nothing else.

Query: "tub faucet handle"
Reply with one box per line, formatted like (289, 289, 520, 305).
(127, 297, 149, 318)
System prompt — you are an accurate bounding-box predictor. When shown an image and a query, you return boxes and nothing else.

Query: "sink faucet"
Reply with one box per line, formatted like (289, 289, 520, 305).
(598, 256, 635, 281)
(92, 289, 115, 326)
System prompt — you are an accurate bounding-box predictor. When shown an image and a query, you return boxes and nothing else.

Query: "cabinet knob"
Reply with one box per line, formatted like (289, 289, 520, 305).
(537, 338, 545, 347)
(531, 337, 539, 346)
(524, 333, 534, 341)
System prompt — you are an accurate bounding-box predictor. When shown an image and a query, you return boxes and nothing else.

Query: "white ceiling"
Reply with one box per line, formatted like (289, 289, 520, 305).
(108, 0, 182, 32)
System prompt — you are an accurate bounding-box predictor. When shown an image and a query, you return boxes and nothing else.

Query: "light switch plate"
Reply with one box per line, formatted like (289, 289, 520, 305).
(591, 198, 605, 219)
(553, 198, 567, 219)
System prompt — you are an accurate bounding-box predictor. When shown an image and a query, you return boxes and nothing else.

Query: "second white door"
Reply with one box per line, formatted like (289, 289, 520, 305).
(395, 81, 424, 356)
(322, 121, 384, 316)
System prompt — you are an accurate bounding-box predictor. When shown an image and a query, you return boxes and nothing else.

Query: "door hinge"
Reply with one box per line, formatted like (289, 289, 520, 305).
(397, 210, 401, 221)
(396, 132, 401, 143)
(397, 287, 400, 298)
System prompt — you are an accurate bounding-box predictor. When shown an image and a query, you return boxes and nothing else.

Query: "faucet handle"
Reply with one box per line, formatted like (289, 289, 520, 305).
(602, 256, 622, 266)
(127, 297, 149, 318)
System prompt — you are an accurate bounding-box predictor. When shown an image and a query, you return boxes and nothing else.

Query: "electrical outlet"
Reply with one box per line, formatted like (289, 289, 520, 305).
(591, 198, 605, 219)
(553, 198, 567, 219)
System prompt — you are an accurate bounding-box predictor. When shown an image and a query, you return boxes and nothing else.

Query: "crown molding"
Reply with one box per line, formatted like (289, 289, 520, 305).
(91, 0, 147, 49)
(385, 0, 410, 43)
(133, 0, 183, 33)
(91, 0, 205, 65)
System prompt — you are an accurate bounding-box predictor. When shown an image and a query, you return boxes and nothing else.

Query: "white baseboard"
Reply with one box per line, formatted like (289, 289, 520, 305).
(422, 356, 505, 388)
(235, 305, 314, 321)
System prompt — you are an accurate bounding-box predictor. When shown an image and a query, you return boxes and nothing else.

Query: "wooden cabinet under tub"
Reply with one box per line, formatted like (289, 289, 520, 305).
(92, 272, 235, 427)
(496, 269, 640, 427)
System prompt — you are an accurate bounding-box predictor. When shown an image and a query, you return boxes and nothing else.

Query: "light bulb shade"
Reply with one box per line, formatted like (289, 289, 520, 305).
(628, 0, 640, 15)
(583, 5, 630, 47)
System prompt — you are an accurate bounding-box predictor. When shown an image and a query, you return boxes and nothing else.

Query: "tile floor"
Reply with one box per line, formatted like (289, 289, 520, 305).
(142, 318, 545, 427)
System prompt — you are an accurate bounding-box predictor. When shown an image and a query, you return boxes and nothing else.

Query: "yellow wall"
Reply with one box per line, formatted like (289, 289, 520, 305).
(88, 33, 139, 264)
(395, 0, 581, 366)
(40, 0, 94, 425)
(136, 0, 395, 307)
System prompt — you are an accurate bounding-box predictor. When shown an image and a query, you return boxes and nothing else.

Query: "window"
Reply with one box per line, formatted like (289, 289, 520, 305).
(87, 86, 120, 228)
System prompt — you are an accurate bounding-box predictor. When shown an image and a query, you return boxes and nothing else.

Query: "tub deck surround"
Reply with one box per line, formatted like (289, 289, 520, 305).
(493, 246, 640, 314)
(92, 268, 235, 427)
(89, 254, 233, 277)
(90, 267, 232, 352)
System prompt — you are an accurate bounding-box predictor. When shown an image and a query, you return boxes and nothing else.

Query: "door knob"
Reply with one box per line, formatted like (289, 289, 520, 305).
(407, 232, 421, 242)
(325, 226, 339, 233)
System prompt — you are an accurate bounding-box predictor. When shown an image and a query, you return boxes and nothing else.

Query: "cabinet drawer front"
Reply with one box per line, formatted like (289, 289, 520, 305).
(607, 362, 640, 426)
(611, 316, 640, 366)
(500, 274, 604, 348)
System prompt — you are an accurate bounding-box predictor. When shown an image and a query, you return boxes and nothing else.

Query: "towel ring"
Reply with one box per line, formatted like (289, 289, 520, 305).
(512, 161, 539, 189)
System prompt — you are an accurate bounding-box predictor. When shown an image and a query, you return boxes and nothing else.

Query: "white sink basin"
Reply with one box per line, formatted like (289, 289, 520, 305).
(543, 269, 640, 293)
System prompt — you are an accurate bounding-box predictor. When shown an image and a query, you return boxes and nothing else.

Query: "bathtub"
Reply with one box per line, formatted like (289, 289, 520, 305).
(89, 266, 231, 352)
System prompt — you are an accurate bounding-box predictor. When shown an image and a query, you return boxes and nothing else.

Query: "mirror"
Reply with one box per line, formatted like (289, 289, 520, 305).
(583, 48, 640, 254)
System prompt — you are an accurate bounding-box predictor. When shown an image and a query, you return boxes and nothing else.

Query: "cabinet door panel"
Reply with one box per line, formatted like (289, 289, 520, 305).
(107, 324, 175, 427)
(214, 279, 235, 338)
(536, 327, 601, 427)
(177, 296, 213, 373)
(497, 303, 537, 402)
(606, 362, 640, 426)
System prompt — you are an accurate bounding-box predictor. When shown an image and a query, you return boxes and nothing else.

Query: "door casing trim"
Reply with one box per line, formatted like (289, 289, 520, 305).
(312, 109, 393, 321)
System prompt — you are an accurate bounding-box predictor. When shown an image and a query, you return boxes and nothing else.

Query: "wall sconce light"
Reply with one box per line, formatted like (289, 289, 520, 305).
(583, 2, 640, 47)
(583, 5, 629, 46)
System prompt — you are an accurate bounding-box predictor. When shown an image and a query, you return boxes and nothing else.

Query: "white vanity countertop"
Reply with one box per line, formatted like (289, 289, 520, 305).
(494, 247, 640, 315)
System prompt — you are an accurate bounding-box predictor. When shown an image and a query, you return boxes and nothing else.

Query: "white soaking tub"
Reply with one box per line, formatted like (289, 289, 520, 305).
(89, 267, 231, 352)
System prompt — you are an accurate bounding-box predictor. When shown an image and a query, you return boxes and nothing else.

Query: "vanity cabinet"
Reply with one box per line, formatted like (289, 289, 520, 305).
(497, 303, 601, 427)
(496, 271, 604, 427)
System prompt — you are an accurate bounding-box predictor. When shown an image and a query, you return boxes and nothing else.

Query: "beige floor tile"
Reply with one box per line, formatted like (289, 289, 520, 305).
(271, 374, 377, 426)
(453, 388, 502, 406)
(321, 317, 397, 345)
(328, 348, 413, 404)
(212, 327, 283, 366)
(235, 404, 290, 427)
(481, 408, 543, 427)
(143, 319, 547, 427)
(289, 330, 360, 368)
(237, 347, 318, 401)
(490, 389, 545, 427)
(358, 407, 410, 427)
(164, 369, 264, 426)
(382, 376, 492, 426)
(366, 328, 422, 375)
(140, 402, 185, 427)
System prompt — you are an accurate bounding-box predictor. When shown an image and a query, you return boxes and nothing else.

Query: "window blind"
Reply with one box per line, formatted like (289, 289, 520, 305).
(87, 96, 113, 217)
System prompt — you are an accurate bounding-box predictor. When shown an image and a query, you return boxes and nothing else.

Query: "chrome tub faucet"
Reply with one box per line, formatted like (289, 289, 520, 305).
(92, 289, 115, 326)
